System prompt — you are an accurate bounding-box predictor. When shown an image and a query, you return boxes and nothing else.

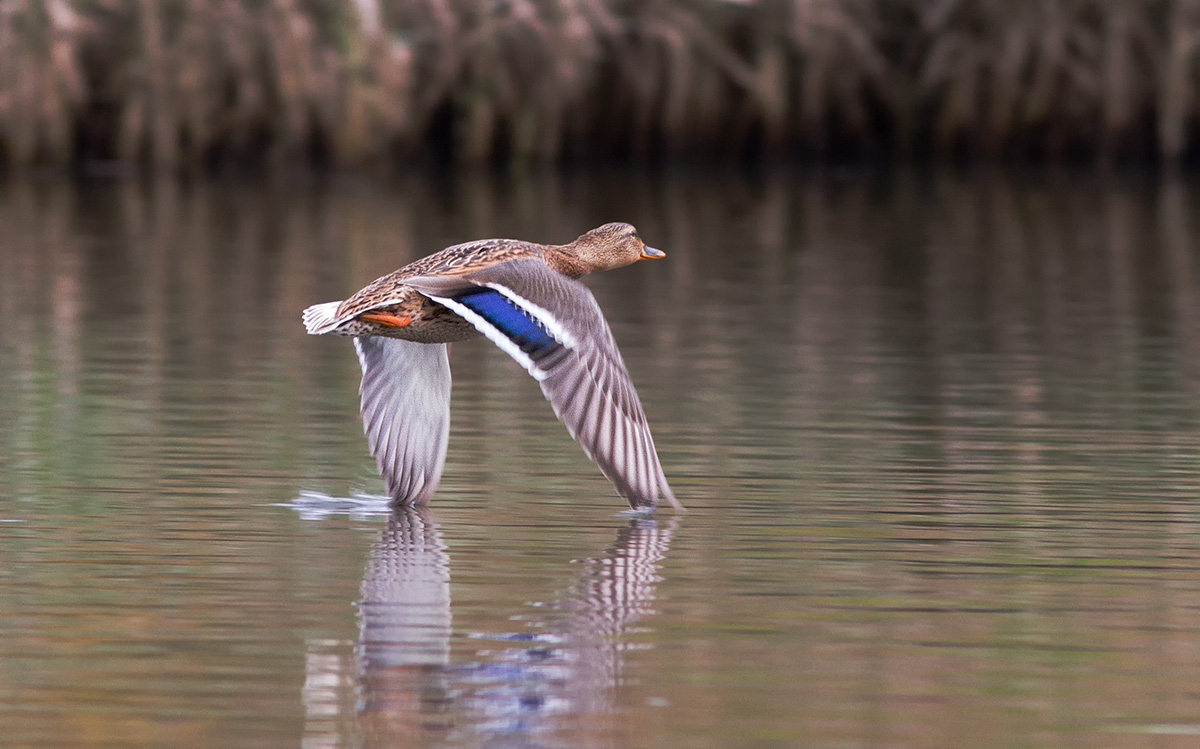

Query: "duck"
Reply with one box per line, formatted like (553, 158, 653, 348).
(302, 222, 681, 512)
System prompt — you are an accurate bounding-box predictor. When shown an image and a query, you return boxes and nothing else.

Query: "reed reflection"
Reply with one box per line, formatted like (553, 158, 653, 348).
(353, 506, 677, 745)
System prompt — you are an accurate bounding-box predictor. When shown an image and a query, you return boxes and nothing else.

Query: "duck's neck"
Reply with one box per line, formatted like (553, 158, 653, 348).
(543, 243, 591, 279)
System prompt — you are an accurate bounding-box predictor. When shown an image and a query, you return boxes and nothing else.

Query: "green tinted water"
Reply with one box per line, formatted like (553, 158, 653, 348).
(2, 172, 1200, 747)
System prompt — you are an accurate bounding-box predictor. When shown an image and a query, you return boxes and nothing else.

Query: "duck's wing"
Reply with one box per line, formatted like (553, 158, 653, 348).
(354, 337, 452, 505)
(405, 259, 679, 511)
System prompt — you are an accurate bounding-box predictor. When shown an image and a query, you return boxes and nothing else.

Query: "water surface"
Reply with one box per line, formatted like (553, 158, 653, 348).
(3, 171, 1200, 747)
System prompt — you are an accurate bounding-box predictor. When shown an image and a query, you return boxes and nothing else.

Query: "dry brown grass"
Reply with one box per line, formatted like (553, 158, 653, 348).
(3, 0, 1200, 169)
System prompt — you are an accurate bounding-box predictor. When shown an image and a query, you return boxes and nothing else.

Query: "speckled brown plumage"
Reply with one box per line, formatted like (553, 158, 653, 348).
(318, 223, 657, 343)
(301, 222, 680, 511)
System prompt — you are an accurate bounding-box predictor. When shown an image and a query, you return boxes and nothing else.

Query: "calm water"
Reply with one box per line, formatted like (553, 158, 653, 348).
(3, 170, 1200, 747)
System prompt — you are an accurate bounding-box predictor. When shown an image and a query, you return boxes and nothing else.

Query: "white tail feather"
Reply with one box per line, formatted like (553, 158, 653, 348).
(303, 301, 343, 334)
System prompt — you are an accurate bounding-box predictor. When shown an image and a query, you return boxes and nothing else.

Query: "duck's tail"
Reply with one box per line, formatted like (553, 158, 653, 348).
(302, 301, 343, 335)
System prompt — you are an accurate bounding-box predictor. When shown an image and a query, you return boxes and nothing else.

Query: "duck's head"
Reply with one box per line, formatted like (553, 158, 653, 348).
(565, 222, 665, 274)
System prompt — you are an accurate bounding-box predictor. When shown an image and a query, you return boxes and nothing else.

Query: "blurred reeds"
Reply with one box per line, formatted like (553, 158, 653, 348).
(6, 0, 1200, 170)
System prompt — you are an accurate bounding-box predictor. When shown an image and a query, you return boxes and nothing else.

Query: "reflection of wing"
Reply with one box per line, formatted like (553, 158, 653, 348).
(570, 516, 677, 636)
(346, 511, 679, 745)
(359, 506, 451, 668)
(462, 516, 679, 728)
(354, 337, 451, 505)
(561, 517, 677, 714)
(405, 259, 679, 511)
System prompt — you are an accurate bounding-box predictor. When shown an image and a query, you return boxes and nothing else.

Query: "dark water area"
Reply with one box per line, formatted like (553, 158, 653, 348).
(3, 169, 1200, 747)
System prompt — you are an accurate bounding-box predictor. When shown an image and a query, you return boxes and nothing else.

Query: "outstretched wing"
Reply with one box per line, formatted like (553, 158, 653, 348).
(354, 337, 452, 505)
(405, 259, 678, 510)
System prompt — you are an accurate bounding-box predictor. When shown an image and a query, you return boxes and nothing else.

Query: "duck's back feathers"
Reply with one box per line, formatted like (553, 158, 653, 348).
(355, 337, 452, 505)
(406, 258, 679, 510)
(334, 239, 543, 321)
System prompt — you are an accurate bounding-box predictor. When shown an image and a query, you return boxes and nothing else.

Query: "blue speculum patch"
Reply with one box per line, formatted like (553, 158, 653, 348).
(455, 288, 558, 354)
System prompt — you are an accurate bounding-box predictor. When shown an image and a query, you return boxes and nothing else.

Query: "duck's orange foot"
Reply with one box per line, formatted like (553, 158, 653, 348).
(359, 311, 413, 328)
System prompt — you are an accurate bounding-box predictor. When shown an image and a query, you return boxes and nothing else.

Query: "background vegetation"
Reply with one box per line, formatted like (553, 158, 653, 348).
(8, 0, 1200, 170)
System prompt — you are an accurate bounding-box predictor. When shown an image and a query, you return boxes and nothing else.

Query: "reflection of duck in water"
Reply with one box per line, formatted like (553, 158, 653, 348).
(302, 224, 681, 511)
(357, 506, 452, 740)
(355, 505, 678, 745)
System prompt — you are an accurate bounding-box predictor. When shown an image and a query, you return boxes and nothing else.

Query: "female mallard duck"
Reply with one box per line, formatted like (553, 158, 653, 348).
(303, 222, 681, 512)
